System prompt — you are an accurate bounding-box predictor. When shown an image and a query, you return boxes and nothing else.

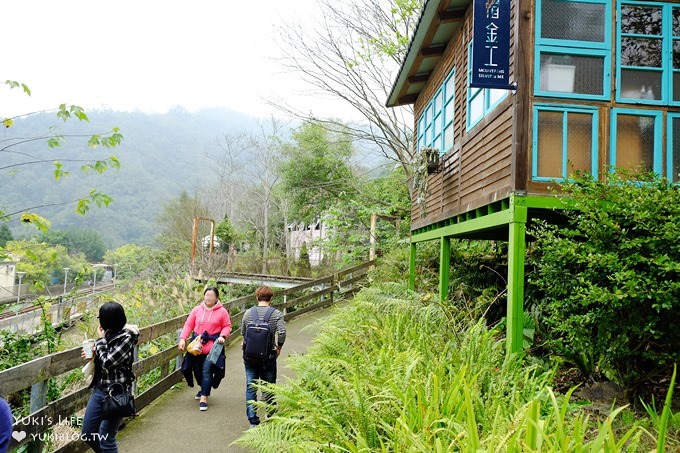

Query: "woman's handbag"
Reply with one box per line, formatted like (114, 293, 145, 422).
(101, 383, 136, 420)
(187, 335, 203, 356)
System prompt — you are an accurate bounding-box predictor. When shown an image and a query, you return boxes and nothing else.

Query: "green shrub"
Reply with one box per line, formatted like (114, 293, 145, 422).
(529, 172, 680, 398)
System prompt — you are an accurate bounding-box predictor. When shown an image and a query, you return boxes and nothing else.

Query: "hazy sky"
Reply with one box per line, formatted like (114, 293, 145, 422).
(2, 0, 353, 119)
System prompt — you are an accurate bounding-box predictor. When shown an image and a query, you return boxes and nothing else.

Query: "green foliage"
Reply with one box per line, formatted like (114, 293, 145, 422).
(234, 285, 664, 451)
(215, 217, 237, 252)
(320, 166, 410, 266)
(103, 244, 155, 280)
(5, 239, 90, 284)
(155, 191, 209, 261)
(1, 81, 123, 231)
(38, 228, 107, 262)
(0, 224, 13, 247)
(529, 172, 680, 396)
(279, 122, 356, 222)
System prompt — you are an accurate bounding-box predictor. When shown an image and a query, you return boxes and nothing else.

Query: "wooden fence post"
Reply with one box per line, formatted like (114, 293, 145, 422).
(27, 380, 47, 453)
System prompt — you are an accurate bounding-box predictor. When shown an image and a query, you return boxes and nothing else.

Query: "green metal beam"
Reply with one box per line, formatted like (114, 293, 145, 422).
(439, 237, 450, 301)
(409, 242, 416, 290)
(506, 202, 527, 355)
(519, 194, 566, 210)
(411, 209, 514, 243)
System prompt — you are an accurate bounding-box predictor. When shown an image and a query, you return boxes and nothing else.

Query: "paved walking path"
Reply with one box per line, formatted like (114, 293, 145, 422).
(118, 306, 333, 452)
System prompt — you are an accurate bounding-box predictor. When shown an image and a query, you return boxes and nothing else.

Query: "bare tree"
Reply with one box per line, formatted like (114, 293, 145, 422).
(273, 0, 423, 194)
(237, 117, 287, 274)
(203, 133, 253, 221)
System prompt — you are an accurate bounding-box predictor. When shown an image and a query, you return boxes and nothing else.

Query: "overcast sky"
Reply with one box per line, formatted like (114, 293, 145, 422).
(2, 0, 355, 119)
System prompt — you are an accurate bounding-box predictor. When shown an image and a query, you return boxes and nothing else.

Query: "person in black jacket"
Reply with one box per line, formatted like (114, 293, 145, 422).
(81, 302, 138, 453)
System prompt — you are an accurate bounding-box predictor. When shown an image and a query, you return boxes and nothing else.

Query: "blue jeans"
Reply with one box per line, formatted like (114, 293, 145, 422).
(244, 358, 277, 425)
(81, 386, 122, 453)
(192, 354, 213, 397)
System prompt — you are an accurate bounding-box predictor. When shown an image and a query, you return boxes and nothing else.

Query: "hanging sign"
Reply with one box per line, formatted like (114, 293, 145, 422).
(471, 0, 514, 90)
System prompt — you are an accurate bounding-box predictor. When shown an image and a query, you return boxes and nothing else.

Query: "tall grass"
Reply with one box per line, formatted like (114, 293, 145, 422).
(233, 284, 670, 452)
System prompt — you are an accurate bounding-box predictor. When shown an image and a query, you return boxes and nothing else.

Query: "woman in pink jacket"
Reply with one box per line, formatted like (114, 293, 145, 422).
(178, 287, 231, 411)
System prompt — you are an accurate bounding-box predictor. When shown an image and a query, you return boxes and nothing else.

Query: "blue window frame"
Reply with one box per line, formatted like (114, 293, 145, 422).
(532, 104, 598, 181)
(610, 108, 663, 175)
(417, 68, 455, 154)
(667, 113, 680, 182)
(534, 0, 611, 100)
(466, 42, 507, 129)
(617, 1, 680, 105)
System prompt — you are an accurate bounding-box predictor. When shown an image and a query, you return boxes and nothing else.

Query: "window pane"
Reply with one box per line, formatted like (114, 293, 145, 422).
(621, 37, 662, 67)
(434, 91, 442, 113)
(616, 114, 654, 172)
(566, 113, 593, 176)
(444, 124, 454, 151)
(674, 8, 680, 36)
(488, 89, 506, 106)
(542, 0, 605, 42)
(537, 110, 563, 178)
(445, 99, 454, 125)
(621, 6, 662, 35)
(469, 93, 484, 125)
(539, 54, 604, 95)
(445, 75, 456, 100)
(675, 72, 680, 102)
(425, 105, 431, 124)
(620, 69, 662, 100)
(433, 113, 441, 138)
(674, 41, 680, 69)
(673, 117, 680, 182)
(425, 126, 432, 146)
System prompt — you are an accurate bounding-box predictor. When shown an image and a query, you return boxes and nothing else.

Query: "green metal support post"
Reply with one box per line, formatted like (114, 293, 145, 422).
(408, 242, 416, 290)
(439, 236, 450, 301)
(507, 199, 527, 354)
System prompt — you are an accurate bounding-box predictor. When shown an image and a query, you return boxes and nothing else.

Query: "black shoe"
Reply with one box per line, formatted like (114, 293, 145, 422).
(194, 391, 201, 400)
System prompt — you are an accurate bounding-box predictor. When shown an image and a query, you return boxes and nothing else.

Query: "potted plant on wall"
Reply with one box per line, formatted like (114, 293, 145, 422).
(413, 147, 440, 218)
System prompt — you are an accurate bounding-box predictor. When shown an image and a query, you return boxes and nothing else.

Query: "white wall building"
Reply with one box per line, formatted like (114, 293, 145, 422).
(287, 221, 327, 266)
(0, 260, 17, 300)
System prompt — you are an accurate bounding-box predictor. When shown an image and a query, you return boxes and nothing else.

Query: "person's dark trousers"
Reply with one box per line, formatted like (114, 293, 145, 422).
(192, 354, 213, 397)
(81, 386, 122, 453)
(244, 358, 277, 425)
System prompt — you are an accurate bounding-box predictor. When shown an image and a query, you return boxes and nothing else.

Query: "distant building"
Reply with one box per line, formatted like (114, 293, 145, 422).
(287, 221, 327, 266)
(0, 260, 17, 301)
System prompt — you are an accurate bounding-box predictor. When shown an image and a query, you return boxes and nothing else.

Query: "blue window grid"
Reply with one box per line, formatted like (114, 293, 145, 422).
(610, 107, 663, 175)
(534, 0, 611, 101)
(616, 1, 677, 105)
(466, 42, 509, 130)
(416, 68, 456, 155)
(532, 104, 599, 182)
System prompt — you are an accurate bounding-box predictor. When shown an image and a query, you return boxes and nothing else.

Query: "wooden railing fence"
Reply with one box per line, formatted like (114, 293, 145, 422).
(1, 260, 373, 453)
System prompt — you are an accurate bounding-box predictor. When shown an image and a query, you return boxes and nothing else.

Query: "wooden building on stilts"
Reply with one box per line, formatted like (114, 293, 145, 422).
(387, 0, 680, 354)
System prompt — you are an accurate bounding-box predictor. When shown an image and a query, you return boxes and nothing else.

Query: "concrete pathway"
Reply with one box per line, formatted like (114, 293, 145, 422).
(118, 307, 332, 453)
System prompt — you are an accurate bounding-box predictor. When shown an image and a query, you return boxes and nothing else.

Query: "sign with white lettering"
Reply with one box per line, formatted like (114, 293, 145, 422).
(471, 0, 514, 90)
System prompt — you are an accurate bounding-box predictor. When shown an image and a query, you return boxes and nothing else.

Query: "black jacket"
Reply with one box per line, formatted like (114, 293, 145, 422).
(180, 343, 226, 389)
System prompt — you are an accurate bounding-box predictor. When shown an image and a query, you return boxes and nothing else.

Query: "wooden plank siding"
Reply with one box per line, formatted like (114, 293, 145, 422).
(411, 0, 518, 231)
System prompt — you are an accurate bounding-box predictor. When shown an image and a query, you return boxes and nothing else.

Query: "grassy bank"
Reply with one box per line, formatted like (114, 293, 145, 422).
(235, 284, 677, 452)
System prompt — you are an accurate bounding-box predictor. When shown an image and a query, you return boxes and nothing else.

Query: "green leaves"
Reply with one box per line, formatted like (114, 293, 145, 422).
(530, 171, 680, 396)
(57, 103, 88, 122)
(75, 189, 114, 215)
(4, 79, 31, 95)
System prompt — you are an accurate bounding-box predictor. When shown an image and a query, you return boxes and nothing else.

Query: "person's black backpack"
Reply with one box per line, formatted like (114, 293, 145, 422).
(243, 306, 275, 362)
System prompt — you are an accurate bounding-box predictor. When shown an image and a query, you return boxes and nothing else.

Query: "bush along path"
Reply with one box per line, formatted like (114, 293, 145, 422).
(235, 284, 678, 452)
